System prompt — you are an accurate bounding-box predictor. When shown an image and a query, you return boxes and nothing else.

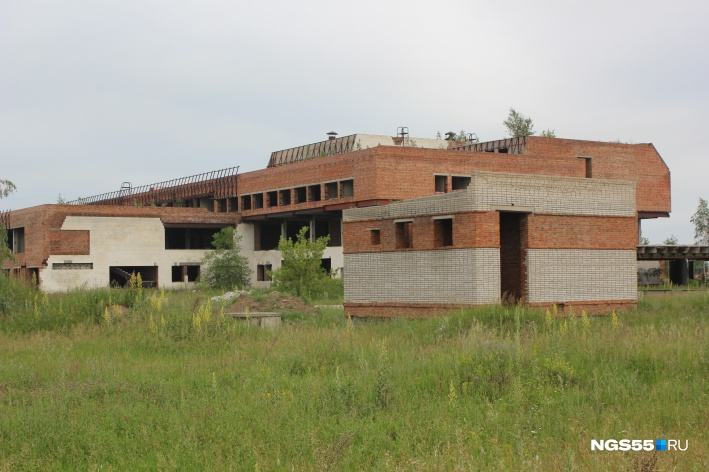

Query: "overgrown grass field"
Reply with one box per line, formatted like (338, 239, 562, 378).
(0, 280, 707, 470)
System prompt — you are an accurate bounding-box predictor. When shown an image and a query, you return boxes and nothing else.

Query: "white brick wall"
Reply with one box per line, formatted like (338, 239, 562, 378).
(526, 249, 638, 303)
(344, 248, 500, 305)
(344, 171, 636, 222)
(469, 173, 636, 217)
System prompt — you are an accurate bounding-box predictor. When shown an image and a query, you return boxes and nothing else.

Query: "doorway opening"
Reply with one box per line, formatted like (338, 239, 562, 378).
(499, 212, 528, 304)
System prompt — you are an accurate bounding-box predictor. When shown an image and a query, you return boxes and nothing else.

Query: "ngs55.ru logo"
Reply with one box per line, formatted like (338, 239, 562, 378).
(591, 439, 687, 451)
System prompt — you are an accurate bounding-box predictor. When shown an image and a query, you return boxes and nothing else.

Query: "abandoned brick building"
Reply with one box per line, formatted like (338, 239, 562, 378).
(2, 132, 673, 314)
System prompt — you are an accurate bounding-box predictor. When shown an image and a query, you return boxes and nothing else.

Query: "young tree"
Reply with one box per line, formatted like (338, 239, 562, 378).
(663, 235, 678, 245)
(690, 197, 709, 245)
(690, 197, 709, 283)
(691, 197, 709, 283)
(539, 129, 556, 138)
(1, 179, 16, 266)
(0, 179, 16, 199)
(200, 227, 251, 289)
(270, 226, 330, 299)
(503, 108, 535, 137)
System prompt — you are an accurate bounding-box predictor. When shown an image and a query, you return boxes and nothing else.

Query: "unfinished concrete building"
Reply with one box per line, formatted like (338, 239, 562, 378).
(2, 132, 673, 309)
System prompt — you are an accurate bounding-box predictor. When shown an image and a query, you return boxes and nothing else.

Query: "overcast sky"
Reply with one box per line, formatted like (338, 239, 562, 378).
(1, 0, 707, 243)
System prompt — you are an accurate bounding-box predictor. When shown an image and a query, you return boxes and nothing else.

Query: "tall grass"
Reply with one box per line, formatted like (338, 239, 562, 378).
(0, 286, 707, 470)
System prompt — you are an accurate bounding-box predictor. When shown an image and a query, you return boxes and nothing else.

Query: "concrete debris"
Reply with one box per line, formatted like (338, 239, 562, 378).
(210, 290, 250, 302)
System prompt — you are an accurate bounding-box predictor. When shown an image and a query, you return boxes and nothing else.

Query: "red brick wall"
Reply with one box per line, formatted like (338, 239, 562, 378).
(343, 212, 499, 254)
(527, 215, 637, 249)
(77, 139, 670, 219)
(71, 138, 670, 220)
(50, 230, 90, 255)
(344, 299, 636, 318)
(345, 210, 637, 255)
(524, 138, 670, 214)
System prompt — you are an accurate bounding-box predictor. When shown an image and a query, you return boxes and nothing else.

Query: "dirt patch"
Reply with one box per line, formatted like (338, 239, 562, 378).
(225, 291, 317, 315)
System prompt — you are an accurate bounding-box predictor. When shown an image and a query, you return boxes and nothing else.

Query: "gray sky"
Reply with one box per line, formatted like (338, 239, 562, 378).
(1, 0, 707, 244)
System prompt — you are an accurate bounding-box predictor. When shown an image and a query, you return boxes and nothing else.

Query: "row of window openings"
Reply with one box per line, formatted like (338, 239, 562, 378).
(254, 220, 342, 251)
(241, 179, 354, 211)
(371, 219, 453, 249)
(435, 176, 471, 193)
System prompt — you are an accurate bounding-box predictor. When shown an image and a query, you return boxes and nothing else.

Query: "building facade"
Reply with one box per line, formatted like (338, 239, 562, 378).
(2, 133, 671, 308)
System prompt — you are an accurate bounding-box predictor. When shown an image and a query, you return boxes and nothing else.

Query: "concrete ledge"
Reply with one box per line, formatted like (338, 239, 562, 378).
(228, 312, 281, 328)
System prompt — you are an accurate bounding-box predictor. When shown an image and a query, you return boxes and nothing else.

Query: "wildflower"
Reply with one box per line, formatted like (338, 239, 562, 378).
(581, 310, 590, 331)
(149, 314, 157, 335)
(448, 379, 457, 406)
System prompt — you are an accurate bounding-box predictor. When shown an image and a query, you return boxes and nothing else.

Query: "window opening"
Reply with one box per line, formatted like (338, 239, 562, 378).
(340, 179, 354, 198)
(295, 187, 307, 204)
(395, 221, 413, 249)
(171, 265, 200, 282)
(267, 191, 278, 207)
(308, 184, 321, 202)
(257, 264, 273, 282)
(370, 229, 381, 245)
(325, 182, 338, 199)
(279, 189, 291, 206)
(434, 218, 453, 247)
(451, 176, 471, 190)
(435, 175, 447, 193)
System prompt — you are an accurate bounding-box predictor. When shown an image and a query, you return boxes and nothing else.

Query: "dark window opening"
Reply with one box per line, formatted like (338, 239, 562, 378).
(308, 184, 321, 202)
(165, 227, 223, 249)
(395, 221, 413, 249)
(498, 147, 509, 154)
(314, 220, 329, 240)
(325, 182, 338, 200)
(370, 229, 381, 245)
(286, 221, 310, 241)
(295, 187, 307, 204)
(267, 191, 278, 207)
(241, 195, 252, 211)
(451, 176, 471, 191)
(435, 175, 447, 193)
(255, 221, 282, 251)
(320, 258, 332, 274)
(257, 264, 273, 282)
(171, 265, 200, 282)
(229, 197, 239, 212)
(9, 227, 24, 254)
(434, 218, 453, 247)
(340, 179, 354, 198)
(279, 189, 292, 206)
(217, 199, 227, 212)
(253, 193, 264, 209)
(329, 219, 342, 247)
(110, 266, 158, 288)
(585, 158, 593, 178)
